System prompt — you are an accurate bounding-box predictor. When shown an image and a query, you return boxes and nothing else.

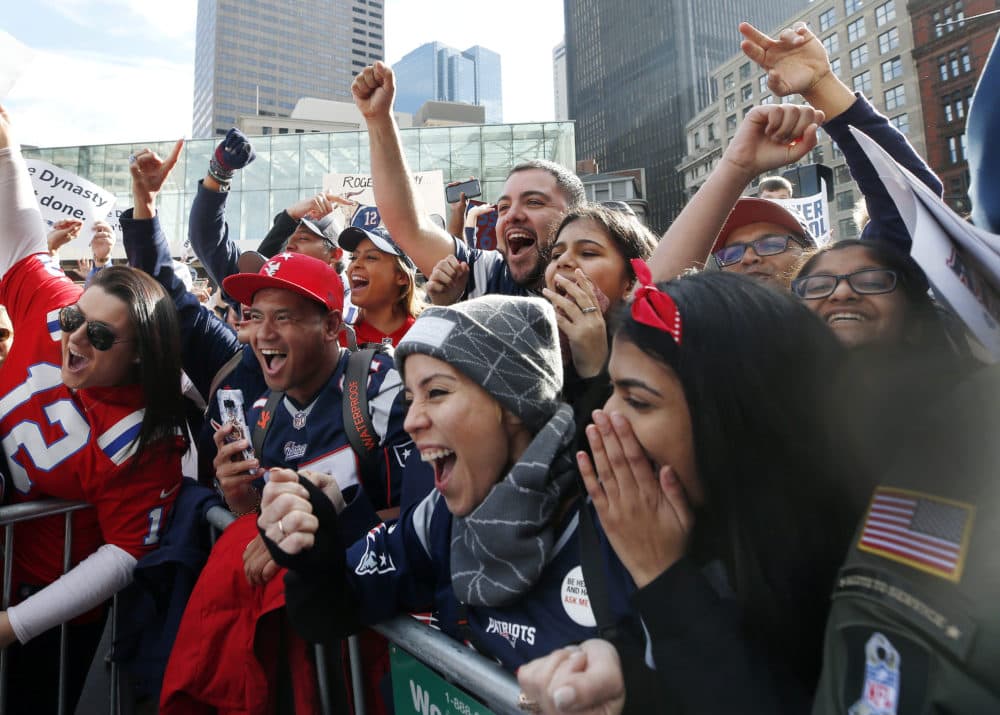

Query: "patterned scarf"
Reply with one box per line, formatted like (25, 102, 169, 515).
(450, 403, 579, 607)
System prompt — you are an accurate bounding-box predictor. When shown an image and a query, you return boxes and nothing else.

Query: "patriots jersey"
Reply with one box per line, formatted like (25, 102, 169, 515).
(0, 254, 183, 599)
(249, 348, 431, 521)
(342, 491, 641, 670)
(452, 236, 530, 300)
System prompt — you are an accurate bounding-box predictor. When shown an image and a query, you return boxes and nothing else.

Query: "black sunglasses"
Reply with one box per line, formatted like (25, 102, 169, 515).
(59, 304, 130, 351)
(714, 234, 805, 267)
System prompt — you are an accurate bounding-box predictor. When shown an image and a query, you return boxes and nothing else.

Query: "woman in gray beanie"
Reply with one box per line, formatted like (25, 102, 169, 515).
(255, 295, 643, 672)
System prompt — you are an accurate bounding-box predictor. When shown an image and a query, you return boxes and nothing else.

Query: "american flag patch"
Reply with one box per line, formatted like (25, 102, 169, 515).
(858, 487, 974, 582)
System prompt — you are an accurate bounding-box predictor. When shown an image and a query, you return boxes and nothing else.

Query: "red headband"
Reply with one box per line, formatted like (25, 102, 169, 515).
(630, 259, 682, 345)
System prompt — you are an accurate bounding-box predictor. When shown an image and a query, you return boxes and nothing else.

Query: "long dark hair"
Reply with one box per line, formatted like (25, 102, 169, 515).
(614, 271, 863, 689)
(91, 266, 187, 456)
(553, 203, 657, 286)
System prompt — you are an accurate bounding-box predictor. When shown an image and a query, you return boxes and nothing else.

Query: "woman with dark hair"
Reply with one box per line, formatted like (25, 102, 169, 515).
(521, 268, 864, 714)
(792, 239, 951, 351)
(0, 106, 187, 713)
(542, 204, 657, 434)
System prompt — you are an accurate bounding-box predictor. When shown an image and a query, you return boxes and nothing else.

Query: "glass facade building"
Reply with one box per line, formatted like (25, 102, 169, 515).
(393, 42, 503, 123)
(23, 122, 574, 254)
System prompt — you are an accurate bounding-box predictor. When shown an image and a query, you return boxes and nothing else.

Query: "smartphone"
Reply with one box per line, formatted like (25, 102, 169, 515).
(217, 389, 255, 463)
(446, 178, 482, 204)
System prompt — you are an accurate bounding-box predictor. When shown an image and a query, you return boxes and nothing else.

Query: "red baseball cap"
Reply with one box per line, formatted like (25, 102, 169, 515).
(223, 252, 344, 312)
(712, 197, 816, 254)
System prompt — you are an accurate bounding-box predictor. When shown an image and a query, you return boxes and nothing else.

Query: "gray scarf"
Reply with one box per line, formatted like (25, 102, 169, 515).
(450, 403, 578, 607)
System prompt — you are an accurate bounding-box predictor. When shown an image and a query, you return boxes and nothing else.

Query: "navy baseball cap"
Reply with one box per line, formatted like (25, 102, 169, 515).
(339, 226, 415, 270)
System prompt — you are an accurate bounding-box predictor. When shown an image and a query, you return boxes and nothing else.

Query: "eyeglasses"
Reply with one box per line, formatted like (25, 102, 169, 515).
(791, 268, 899, 300)
(58, 304, 130, 351)
(714, 234, 804, 267)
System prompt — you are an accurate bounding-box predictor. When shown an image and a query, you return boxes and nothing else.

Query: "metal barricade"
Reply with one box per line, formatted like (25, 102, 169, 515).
(0, 499, 94, 715)
(369, 617, 524, 715)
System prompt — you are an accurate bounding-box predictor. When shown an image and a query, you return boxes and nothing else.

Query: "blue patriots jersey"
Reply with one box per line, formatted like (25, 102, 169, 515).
(249, 349, 431, 520)
(342, 491, 641, 670)
(452, 237, 530, 300)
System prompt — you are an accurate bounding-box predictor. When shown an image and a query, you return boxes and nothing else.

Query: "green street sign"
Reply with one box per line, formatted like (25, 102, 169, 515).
(390, 645, 498, 715)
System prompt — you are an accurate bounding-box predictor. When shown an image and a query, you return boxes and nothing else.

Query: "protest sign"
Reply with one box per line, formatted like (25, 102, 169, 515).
(25, 160, 117, 256)
(323, 170, 447, 233)
(850, 127, 1000, 361)
(0, 31, 34, 101)
(771, 180, 832, 245)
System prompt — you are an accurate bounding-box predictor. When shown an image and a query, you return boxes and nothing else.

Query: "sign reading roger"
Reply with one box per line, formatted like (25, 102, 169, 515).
(25, 159, 116, 240)
(323, 170, 447, 230)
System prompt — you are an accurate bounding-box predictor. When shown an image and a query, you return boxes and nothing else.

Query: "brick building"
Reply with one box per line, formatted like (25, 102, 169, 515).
(909, 0, 1000, 213)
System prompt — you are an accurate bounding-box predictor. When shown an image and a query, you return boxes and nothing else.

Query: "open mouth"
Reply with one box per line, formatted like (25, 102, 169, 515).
(66, 347, 89, 373)
(421, 447, 456, 492)
(505, 231, 536, 257)
(350, 275, 369, 291)
(259, 347, 288, 374)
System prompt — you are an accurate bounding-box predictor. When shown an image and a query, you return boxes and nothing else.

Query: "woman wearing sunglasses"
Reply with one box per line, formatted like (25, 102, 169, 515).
(0, 106, 187, 712)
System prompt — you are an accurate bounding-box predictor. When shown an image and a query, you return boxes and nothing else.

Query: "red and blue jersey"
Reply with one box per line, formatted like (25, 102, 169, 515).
(0, 253, 183, 599)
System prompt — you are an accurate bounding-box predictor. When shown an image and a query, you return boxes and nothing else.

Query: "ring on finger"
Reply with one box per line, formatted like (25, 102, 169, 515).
(278, 519, 286, 536)
(517, 693, 541, 713)
(581, 306, 599, 314)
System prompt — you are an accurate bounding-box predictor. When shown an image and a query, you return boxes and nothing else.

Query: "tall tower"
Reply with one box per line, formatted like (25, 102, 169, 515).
(563, 0, 809, 230)
(393, 42, 503, 123)
(192, 0, 385, 138)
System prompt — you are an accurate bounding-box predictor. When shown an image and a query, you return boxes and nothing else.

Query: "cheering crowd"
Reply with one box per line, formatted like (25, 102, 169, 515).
(0, 19, 997, 715)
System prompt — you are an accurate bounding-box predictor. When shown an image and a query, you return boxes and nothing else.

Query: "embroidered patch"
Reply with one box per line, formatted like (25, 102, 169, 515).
(850, 633, 901, 715)
(354, 525, 395, 575)
(560, 566, 596, 627)
(392, 439, 415, 467)
(857, 487, 974, 582)
(283, 441, 307, 461)
(397, 316, 455, 350)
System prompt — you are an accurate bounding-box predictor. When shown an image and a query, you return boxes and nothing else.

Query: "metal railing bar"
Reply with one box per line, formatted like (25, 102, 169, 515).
(373, 616, 523, 715)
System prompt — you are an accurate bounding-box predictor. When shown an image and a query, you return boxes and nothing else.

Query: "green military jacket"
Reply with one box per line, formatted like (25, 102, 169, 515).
(813, 365, 1000, 714)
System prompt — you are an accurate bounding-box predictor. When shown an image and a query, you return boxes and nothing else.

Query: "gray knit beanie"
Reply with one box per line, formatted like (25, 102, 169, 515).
(395, 295, 563, 430)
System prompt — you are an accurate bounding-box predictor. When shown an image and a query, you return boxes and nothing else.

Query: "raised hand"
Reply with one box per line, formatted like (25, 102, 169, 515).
(578, 409, 694, 588)
(213, 128, 256, 175)
(352, 62, 395, 120)
(130, 139, 184, 202)
(211, 421, 261, 515)
(722, 103, 824, 181)
(47, 218, 84, 255)
(740, 21, 831, 99)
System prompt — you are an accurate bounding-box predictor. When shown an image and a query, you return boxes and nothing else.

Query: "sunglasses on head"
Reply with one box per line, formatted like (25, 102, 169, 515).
(714, 234, 805, 267)
(59, 304, 130, 351)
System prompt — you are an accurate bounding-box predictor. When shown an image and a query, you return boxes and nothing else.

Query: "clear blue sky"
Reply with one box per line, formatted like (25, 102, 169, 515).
(2, 0, 564, 147)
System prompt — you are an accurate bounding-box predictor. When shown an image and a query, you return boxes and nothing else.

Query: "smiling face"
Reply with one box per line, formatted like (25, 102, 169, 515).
(720, 222, 805, 287)
(61, 286, 138, 390)
(603, 336, 703, 506)
(799, 245, 909, 348)
(347, 238, 409, 311)
(545, 218, 633, 309)
(286, 225, 343, 265)
(495, 169, 569, 288)
(403, 353, 531, 517)
(247, 288, 341, 403)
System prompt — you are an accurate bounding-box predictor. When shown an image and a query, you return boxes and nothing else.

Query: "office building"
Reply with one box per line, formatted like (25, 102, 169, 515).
(192, 0, 385, 138)
(554, 41, 569, 121)
(909, 0, 1000, 213)
(392, 42, 503, 123)
(678, 0, 928, 240)
(563, 0, 808, 231)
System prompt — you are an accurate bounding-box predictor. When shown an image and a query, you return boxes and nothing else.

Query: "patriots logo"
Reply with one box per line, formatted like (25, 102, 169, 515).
(354, 527, 396, 575)
(392, 439, 415, 467)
